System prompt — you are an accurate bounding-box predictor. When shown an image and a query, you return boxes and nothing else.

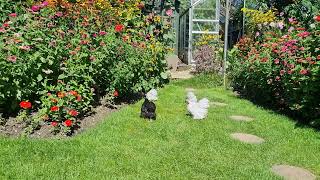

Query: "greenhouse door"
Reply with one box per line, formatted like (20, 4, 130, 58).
(178, 0, 220, 65)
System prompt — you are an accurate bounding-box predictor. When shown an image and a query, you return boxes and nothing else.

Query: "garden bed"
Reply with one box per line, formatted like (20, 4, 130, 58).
(0, 104, 123, 138)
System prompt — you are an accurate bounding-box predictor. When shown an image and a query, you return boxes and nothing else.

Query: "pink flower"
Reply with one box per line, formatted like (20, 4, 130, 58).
(166, 9, 173, 16)
(280, 70, 286, 76)
(277, 22, 284, 29)
(274, 59, 280, 64)
(275, 76, 281, 81)
(0, 27, 5, 33)
(288, 18, 295, 22)
(7, 56, 17, 62)
(19, 46, 31, 51)
(288, 64, 295, 69)
(288, 70, 293, 74)
(41, 1, 49, 7)
(92, 33, 97, 38)
(99, 31, 106, 36)
(69, 51, 77, 55)
(55, 12, 63, 17)
(9, 13, 17, 17)
(297, 31, 310, 38)
(300, 69, 308, 75)
(283, 60, 288, 66)
(89, 56, 96, 61)
(288, 27, 294, 32)
(31, 5, 40, 12)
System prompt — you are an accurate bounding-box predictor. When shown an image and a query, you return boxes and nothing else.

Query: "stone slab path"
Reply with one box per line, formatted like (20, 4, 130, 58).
(171, 70, 193, 79)
(230, 115, 254, 122)
(230, 133, 265, 144)
(211, 102, 228, 106)
(271, 165, 316, 180)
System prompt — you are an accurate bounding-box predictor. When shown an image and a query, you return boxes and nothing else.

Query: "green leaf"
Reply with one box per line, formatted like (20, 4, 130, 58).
(37, 74, 43, 82)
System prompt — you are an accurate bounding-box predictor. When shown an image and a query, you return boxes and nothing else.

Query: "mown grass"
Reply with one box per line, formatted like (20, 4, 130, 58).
(0, 74, 319, 179)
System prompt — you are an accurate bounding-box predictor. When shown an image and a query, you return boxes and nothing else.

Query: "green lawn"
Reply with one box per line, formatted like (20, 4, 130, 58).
(0, 75, 319, 179)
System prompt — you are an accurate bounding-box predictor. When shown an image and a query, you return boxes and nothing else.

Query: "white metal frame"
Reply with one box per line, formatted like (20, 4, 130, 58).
(188, 0, 220, 64)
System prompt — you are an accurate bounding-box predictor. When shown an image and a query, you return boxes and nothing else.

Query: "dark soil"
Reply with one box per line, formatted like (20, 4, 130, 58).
(0, 104, 126, 139)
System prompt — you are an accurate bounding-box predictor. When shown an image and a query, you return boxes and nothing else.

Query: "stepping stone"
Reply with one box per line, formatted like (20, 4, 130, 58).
(271, 165, 316, 180)
(233, 91, 240, 97)
(185, 88, 195, 92)
(230, 133, 265, 144)
(171, 70, 193, 79)
(230, 115, 254, 122)
(211, 102, 228, 106)
(166, 54, 180, 72)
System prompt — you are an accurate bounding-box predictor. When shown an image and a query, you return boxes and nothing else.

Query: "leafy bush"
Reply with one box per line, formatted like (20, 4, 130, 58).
(0, 0, 172, 134)
(229, 10, 320, 125)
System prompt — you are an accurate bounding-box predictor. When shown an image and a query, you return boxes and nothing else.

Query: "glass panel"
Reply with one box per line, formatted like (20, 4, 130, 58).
(193, 0, 216, 19)
(192, 21, 219, 32)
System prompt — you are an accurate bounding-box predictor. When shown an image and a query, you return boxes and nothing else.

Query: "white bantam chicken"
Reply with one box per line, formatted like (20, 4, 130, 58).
(186, 92, 210, 120)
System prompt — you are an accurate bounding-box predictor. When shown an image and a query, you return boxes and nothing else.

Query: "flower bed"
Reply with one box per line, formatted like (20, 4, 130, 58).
(0, 0, 174, 136)
(229, 7, 320, 125)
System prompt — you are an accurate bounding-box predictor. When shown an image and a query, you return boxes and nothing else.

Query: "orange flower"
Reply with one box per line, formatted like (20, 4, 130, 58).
(57, 92, 66, 98)
(69, 109, 79, 117)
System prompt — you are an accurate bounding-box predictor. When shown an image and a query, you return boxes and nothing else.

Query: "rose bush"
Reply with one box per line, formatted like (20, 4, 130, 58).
(0, 0, 173, 134)
(229, 9, 320, 125)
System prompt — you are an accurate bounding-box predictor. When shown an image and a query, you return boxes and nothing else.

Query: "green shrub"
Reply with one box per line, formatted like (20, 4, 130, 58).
(0, 1, 171, 134)
(229, 12, 320, 124)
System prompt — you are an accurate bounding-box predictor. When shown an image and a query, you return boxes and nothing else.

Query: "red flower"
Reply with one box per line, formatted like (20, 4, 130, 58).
(80, 40, 89, 45)
(69, 90, 78, 96)
(19, 101, 32, 109)
(69, 110, 79, 117)
(9, 13, 17, 17)
(296, 27, 306, 31)
(76, 95, 82, 102)
(113, 90, 119, 97)
(314, 15, 320, 22)
(64, 120, 73, 127)
(50, 106, 59, 112)
(275, 76, 281, 81)
(300, 69, 308, 75)
(3, 23, 9, 28)
(115, 24, 124, 32)
(51, 121, 58, 127)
